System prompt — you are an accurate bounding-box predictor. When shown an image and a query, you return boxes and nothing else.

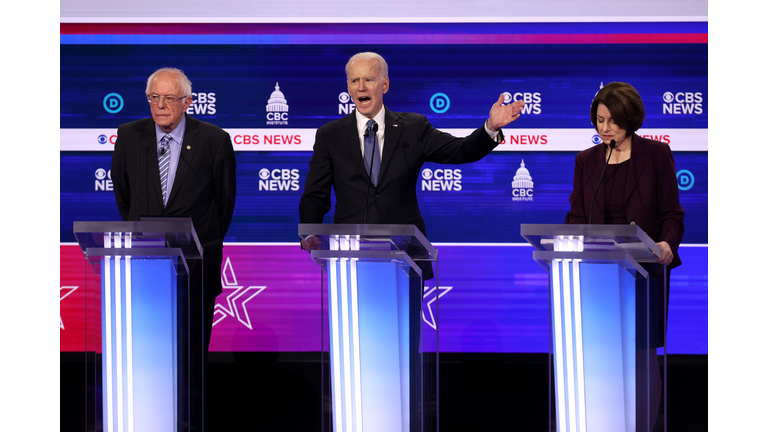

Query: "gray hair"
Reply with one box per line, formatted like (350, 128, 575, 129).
(345, 52, 388, 79)
(145, 67, 193, 97)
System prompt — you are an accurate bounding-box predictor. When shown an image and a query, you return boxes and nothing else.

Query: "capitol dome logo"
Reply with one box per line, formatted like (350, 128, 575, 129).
(511, 160, 534, 202)
(266, 82, 289, 125)
(590, 82, 605, 110)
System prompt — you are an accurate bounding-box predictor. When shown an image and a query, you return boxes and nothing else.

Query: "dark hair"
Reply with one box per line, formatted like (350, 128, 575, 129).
(590, 82, 645, 135)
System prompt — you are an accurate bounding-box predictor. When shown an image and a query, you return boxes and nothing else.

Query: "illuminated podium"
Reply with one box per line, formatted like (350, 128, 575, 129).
(73, 219, 203, 432)
(299, 224, 439, 432)
(521, 224, 667, 432)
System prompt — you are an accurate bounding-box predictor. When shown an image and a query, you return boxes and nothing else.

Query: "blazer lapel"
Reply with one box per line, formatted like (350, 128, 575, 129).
(379, 108, 402, 186)
(584, 145, 607, 223)
(166, 115, 200, 208)
(340, 112, 371, 183)
(624, 134, 647, 206)
(139, 123, 164, 209)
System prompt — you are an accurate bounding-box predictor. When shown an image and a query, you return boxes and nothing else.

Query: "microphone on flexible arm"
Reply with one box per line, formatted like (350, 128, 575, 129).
(363, 122, 379, 224)
(588, 139, 615, 224)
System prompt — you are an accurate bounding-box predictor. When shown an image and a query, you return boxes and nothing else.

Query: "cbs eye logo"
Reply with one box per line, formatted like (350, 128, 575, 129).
(95, 168, 109, 180)
(258, 168, 300, 191)
(94, 168, 113, 191)
(421, 168, 462, 191)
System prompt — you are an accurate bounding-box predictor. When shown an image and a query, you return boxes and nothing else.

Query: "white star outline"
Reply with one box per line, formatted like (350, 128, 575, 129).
(421, 286, 453, 330)
(60, 286, 79, 330)
(212, 257, 266, 330)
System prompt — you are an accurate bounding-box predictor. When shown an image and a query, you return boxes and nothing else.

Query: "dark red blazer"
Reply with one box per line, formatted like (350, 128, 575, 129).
(566, 134, 685, 268)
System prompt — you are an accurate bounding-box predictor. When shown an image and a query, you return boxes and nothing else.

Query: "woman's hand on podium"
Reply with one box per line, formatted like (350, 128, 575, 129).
(655, 241, 674, 266)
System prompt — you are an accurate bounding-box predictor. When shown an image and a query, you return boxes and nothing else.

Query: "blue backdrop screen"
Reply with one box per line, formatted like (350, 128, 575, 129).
(59, 22, 708, 354)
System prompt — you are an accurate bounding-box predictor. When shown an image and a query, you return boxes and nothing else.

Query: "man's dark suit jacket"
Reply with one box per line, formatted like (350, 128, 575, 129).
(299, 107, 502, 279)
(566, 134, 684, 268)
(111, 113, 237, 297)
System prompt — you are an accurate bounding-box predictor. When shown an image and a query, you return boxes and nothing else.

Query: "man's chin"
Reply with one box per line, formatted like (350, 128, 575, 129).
(353, 104, 380, 119)
(154, 119, 174, 131)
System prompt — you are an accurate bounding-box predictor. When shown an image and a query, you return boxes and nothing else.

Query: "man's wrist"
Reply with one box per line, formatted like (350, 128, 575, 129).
(484, 120, 501, 142)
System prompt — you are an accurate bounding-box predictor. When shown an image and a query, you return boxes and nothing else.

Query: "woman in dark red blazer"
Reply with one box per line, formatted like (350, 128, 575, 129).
(566, 82, 684, 429)
(566, 82, 685, 268)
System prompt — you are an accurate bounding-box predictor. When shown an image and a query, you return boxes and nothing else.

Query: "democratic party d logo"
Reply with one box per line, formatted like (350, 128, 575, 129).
(103, 93, 124, 113)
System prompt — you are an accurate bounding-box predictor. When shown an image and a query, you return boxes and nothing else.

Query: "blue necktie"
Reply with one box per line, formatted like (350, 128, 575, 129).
(363, 119, 380, 187)
(158, 134, 172, 206)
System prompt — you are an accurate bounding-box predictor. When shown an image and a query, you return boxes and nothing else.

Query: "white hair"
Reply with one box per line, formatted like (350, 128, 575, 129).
(145, 67, 192, 97)
(345, 52, 388, 79)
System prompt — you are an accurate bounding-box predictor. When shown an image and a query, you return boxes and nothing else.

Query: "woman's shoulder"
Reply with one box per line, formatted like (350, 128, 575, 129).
(634, 134, 672, 154)
(575, 143, 602, 160)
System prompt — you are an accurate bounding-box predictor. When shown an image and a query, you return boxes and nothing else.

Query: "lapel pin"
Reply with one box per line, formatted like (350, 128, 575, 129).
(392, 124, 398, 127)
(186, 145, 191, 150)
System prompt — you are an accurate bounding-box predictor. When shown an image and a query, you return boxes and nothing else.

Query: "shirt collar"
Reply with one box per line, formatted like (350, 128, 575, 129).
(355, 106, 386, 135)
(155, 115, 187, 145)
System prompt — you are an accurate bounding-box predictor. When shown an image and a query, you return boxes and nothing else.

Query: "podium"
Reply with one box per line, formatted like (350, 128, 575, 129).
(521, 224, 667, 432)
(299, 224, 439, 432)
(73, 219, 203, 432)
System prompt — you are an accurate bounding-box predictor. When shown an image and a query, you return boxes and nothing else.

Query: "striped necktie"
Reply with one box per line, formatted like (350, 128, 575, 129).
(158, 134, 172, 206)
(363, 119, 380, 187)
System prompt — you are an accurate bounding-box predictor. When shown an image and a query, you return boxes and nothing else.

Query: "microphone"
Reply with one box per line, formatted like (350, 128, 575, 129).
(363, 123, 379, 138)
(588, 139, 615, 224)
(363, 122, 379, 224)
(160, 147, 166, 156)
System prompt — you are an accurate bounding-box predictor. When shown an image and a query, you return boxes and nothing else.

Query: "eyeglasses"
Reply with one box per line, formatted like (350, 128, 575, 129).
(147, 94, 188, 105)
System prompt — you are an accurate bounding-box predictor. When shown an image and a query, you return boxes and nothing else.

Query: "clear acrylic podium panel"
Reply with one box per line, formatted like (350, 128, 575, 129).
(521, 224, 667, 432)
(299, 224, 438, 432)
(73, 220, 203, 432)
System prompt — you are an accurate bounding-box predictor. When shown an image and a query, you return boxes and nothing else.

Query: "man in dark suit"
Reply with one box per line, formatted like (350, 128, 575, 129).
(299, 52, 525, 429)
(299, 52, 525, 279)
(111, 67, 236, 431)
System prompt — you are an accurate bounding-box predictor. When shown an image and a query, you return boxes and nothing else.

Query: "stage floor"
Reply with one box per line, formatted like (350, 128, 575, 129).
(61, 352, 707, 431)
